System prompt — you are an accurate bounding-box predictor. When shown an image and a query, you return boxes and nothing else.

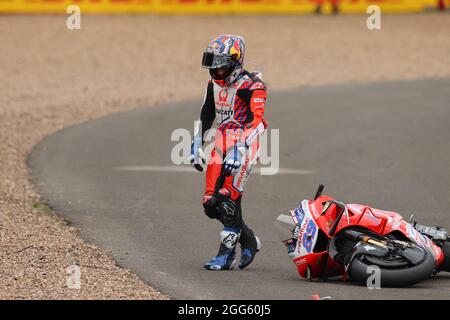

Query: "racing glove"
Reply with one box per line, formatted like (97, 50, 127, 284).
(223, 142, 246, 176)
(189, 136, 206, 172)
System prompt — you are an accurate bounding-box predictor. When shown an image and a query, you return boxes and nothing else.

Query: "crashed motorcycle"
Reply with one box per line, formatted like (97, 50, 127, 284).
(276, 185, 450, 287)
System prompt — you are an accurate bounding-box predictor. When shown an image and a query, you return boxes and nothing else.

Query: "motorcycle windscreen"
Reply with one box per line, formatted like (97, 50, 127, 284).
(275, 214, 298, 258)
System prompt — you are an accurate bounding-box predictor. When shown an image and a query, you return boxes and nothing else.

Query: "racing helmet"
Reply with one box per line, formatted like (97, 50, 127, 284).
(201, 35, 245, 86)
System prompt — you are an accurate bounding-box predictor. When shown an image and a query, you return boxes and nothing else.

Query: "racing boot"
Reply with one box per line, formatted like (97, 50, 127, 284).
(238, 222, 262, 270)
(204, 227, 240, 270)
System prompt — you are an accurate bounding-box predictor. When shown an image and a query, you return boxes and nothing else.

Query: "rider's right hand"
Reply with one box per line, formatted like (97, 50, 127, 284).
(189, 136, 205, 172)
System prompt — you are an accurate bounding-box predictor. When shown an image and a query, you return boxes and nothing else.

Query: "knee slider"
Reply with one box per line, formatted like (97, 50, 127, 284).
(203, 195, 220, 220)
(216, 195, 240, 226)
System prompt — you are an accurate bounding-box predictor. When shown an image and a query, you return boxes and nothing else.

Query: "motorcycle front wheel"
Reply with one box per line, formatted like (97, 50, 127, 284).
(347, 245, 436, 287)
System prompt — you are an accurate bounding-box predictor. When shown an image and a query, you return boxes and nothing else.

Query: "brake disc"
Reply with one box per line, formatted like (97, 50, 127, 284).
(364, 254, 409, 268)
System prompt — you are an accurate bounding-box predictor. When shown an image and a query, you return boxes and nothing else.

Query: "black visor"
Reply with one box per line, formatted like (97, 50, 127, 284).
(202, 51, 235, 69)
(202, 52, 215, 68)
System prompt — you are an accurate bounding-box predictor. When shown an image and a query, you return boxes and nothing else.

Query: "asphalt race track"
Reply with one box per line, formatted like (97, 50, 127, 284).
(28, 78, 450, 299)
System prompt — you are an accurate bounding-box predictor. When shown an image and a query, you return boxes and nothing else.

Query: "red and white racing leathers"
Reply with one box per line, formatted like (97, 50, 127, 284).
(198, 71, 268, 202)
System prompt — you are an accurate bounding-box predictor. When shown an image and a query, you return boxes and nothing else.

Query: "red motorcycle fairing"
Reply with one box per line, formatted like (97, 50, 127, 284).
(287, 195, 445, 280)
(288, 199, 342, 279)
(345, 203, 443, 263)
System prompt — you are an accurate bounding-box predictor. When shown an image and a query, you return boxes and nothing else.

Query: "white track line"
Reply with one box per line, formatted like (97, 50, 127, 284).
(114, 165, 313, 175)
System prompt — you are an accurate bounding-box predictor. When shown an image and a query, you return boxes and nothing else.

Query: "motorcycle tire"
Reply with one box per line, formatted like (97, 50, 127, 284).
(348, 248, 435, 287)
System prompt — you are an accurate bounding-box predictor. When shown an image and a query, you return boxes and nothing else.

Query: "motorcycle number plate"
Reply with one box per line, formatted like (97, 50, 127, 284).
(291, 201, 320, 258)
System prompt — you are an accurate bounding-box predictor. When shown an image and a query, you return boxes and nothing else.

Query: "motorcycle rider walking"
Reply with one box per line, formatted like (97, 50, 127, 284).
(190, 35, 268, 270)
